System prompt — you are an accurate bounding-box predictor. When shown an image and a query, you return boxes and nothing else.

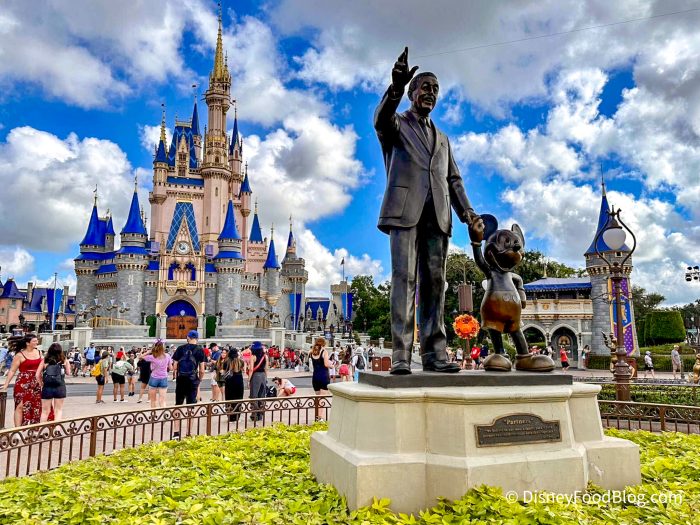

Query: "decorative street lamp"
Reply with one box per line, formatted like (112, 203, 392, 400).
(593, 206, 637, 401)
(217, 311, 223, 326)
(686, 266, 700, 282)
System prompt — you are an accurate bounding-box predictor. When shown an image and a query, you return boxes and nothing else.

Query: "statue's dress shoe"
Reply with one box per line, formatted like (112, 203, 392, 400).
(482, 353, 512, 371)
(515, 353, 555, 372)
(423, 360, 460, 373)
(390, 360, 412, 375)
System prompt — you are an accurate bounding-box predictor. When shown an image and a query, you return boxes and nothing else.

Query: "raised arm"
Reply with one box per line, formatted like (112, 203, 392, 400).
(374, 47, 418, 138)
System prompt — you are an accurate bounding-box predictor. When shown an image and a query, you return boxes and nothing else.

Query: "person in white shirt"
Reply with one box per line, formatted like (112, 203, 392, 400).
(272, 377, 296, 396)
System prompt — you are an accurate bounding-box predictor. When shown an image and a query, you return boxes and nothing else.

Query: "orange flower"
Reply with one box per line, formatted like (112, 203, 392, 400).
(453, 314, 480, 339)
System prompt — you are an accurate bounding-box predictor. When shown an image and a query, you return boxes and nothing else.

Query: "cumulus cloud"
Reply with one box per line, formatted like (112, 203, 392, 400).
(0, 246, 35, 279)
(0, 126, 148, 252)
(139, 124, 172, 155)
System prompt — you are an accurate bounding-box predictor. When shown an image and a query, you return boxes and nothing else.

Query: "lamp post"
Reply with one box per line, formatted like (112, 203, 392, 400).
(685, 266, 700, 282)
(593, 206, 637, 401)
(217, 311, 223, 326)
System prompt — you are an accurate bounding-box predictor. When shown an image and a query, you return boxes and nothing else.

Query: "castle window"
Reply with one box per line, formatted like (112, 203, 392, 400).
(128, 275, 134, 286)
(215, 156, 219, 164)
(228, 277, 233, 288)
(206, 217, 209, 226)
(215, 187, 219, 197)
(10, 300, 16, 308)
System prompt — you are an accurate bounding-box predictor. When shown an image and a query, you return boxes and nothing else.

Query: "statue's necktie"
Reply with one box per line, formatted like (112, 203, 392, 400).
(419, 117, 434, 152)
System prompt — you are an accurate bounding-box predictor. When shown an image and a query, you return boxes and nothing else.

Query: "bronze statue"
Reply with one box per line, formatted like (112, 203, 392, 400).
(469, 215, 554, 372)
(375, 47, 482, 375)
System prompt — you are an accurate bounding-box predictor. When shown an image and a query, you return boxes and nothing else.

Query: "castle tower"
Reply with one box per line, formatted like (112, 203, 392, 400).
(149, 106, 169, 244)
(281, 217, 308, 330)
(192, 97, 202, 162)
(75, 201, 102, 311)
(228, 106, 243, 190)
(104, 213, 115, 252)
(201, 6, 232, 246)
(214, 199, 244, 325)
(261, 226, 281, 306)
(115, 187, 148, 324)
(239, 164, 252, 257)
(246, 199, 267, 272)
(584, 181, 638, 355)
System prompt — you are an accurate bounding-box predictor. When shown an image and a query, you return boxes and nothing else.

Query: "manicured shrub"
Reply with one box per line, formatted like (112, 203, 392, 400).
(644, 311, 686, 345)
(1, 424, 700, 523)
(597, 384, 700, 406)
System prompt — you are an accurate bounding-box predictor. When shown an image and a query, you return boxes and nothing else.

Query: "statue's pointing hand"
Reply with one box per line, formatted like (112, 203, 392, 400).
(469, 215, 485, 244)
(392, 47, 419, 91)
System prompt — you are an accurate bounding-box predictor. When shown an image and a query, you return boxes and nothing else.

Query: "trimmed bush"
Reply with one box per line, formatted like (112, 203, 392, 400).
(145, 314, 156, 337)
(644, 310, 686, 345)
(586, 354, 697, 373)
(597, 384, 700, 406)
(636, 318, 646, 347)
(1, 424, 700, 523)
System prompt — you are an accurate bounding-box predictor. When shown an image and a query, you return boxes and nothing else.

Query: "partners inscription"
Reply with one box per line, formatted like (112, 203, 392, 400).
(475, 414, 561, 447)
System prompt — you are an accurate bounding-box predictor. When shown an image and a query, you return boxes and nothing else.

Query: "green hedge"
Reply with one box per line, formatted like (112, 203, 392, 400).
(205, 315, 217, 338)
(587, 354, 697, 372)
(597, 384, 700, 406)
(145, 315, 156, 337)
(637, 318, 646, 347)
(1, 424, 700, 523)
(644, 310, 686, 345)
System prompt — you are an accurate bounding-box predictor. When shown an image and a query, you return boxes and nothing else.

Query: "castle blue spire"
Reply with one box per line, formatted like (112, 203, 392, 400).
(191, 100, 200, 136)
(105, 215, 115, 236)
(263, 229, 280, 269)
(154, 138, 167, 163)
(121, 190, 147, 236)
(219, 200, 241, 240)
(229, 110, 239, 155)
(585, 180, 629, 255)
(80, 204, 104, 246)
(239, 169, 252, 194)
(249, 202, 263, 243)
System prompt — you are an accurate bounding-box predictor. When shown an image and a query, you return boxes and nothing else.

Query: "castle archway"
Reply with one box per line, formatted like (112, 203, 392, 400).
(551, 325, 579, 363)
(165, 299, 198, 339)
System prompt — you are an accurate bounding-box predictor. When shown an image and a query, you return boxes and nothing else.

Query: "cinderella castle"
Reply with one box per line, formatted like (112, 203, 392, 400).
(74, 13, 309, 342)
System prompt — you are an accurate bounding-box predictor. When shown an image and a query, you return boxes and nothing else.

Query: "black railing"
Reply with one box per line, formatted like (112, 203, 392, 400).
(0, 395, 331, 479)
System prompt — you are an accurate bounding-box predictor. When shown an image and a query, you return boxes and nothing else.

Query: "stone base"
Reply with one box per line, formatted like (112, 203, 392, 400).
(310, 380, 641, 515)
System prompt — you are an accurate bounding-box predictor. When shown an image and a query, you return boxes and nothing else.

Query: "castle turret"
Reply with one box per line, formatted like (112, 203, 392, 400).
(75, 193, 107, 311)
(214, 199, 244, 325)
(150, 106, 169, 242)
(115, 187, 148, 324)
(585, 180, 638, 356)
(260, 226, 281, 306)
(239, 164, 252, 257)
(281, 216, 307, 330)
(228, 106, 242, 185)
(104, 213, 115, 252)
(192, 98, 202, 162)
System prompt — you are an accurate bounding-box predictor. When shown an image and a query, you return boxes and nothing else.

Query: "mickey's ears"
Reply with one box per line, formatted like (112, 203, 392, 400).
(481, 214, 499, 241)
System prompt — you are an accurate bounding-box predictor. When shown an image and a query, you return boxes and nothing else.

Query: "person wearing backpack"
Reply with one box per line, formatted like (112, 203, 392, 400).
(351, 348, 366, 381)
(93, 351, 110, 404)
(172, 330, 206, 438)
(36, 343, 71, 422)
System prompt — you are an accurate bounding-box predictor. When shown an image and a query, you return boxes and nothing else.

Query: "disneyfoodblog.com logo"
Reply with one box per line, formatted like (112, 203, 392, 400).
(505, 490, 683, 507)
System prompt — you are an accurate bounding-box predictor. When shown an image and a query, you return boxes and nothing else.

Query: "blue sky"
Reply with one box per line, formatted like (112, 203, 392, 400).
(0, 0, 699, 304)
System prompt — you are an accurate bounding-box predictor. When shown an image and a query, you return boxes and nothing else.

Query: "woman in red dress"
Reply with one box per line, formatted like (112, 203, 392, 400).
(1, 333, 49, 427)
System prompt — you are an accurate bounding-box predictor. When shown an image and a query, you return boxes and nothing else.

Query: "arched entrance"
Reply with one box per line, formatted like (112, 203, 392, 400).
(523, 325, 546, 345)
(551, 326, 578, 363)
(165, 300, 198, 339)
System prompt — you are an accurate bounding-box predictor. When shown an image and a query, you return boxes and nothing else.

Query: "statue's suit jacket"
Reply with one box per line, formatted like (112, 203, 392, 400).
(374, 88, 473, 235)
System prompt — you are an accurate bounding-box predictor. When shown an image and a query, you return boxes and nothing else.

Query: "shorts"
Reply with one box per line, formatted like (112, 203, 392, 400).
(561, 361, 570, 369)
(338, 364, 349, 376)
(42, 385, 66, 399)
(139, 373, 151, 385)
(288, 386, 297, 395)
(148, 377, 168, 389)
(312, 378, 329, 392)
(644, 365, 654, 371)
(95, 374, 105, 386)
(111, 373, 126, 385)
(86, 359, 96, 366)
(175, 376, 199, 405)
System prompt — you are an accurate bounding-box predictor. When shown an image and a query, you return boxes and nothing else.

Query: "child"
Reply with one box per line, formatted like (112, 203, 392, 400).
(272, 377, 296, 396)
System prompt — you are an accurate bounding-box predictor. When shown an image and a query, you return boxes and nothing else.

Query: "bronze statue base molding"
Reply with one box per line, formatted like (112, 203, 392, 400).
(310, 381, 641, 514)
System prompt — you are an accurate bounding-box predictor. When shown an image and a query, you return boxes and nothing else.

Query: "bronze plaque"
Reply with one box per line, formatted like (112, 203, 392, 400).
(475, 414, 561, 447)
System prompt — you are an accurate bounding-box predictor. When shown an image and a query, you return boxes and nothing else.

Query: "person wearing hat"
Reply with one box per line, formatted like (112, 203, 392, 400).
(643, 351, 655, 379)
(248, 341, 268, 421)
(171, 330, 206, 438)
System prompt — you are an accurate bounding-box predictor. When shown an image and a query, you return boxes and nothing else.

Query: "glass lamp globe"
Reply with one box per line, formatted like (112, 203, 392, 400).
(603, 226, 626, 251)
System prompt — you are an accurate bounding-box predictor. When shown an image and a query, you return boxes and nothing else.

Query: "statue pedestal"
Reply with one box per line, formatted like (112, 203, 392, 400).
(310, 372, 640, 515)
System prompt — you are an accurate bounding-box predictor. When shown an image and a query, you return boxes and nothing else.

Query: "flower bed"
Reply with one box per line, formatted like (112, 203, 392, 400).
(1, 424, 699, 524)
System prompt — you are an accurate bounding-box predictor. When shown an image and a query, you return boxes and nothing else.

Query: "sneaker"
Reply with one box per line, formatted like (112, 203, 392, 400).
(137, 400, 143, 404)
(120, 399, 127, 402)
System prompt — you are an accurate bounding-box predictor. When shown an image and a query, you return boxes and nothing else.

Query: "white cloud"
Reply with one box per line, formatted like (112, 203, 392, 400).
(0, 126, 148, 252)
(0, 246, 35, 279)
(296, 229, 384, 296)
(139, 124, 172, 155)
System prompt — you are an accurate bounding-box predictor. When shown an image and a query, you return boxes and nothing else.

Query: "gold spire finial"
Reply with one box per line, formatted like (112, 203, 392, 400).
(212, 1, 226, 80)
(93, 185, 98, 206)
(289, 214, 293, 231)
(160, 103, 166, 144)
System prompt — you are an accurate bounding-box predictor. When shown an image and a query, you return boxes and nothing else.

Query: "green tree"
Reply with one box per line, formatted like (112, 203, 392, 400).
(351, 275, 391, 340)
(643, 310, 686, 345)
(632, 286, 665, 322)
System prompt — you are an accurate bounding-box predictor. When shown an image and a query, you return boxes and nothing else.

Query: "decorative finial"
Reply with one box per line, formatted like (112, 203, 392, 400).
(245, 161, 248, 174)
(254, 198, 258, 214)
(192, 84, 197, 103)
(271, 223, 274, 239)
(134, 173, 138, 192)
(218, 0, 222, 22)
(601, 165, 607, 197)
(93, 185, 98, 206)
(160, 103, 166, 144)
(289, 214, 293, 231)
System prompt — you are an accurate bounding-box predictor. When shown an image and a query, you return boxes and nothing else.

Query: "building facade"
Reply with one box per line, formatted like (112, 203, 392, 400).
(74, 15, 308, 340)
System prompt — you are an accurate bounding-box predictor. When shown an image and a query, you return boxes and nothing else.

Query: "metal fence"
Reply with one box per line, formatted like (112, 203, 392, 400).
(0, 394, 331, 479)
(599, 400, 700, 433)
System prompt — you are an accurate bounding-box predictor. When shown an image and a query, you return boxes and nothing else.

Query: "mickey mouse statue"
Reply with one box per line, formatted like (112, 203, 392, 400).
(469, 214, 555, 372)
